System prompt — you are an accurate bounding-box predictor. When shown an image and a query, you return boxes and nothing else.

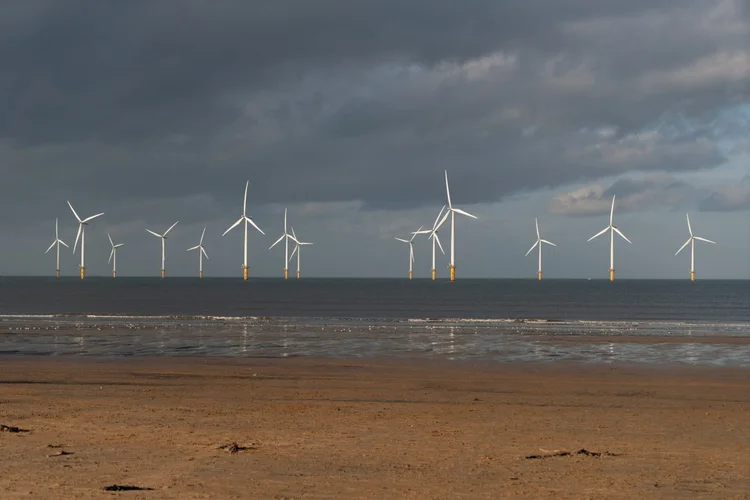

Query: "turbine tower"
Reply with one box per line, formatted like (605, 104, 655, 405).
(288, 227, 312, 279)
(146, 221, 178, 278)
(425, 206, 447, 280)
(107, 234, 124, 278)
(443, 171, 478, 281)
(525, 218, 557, 280)
(587, 195, 631, 281)
(395, 226, 423, 279)
(269, 208, 295, 279)
(223, 181, 265, 280)
(68, 201, 104, 280)
(187, 227, 209, 278)
(45, 218, 69, 278)
(675, 213, 716, 281)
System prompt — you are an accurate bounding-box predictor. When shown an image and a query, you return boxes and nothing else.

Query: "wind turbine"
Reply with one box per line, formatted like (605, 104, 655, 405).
(395, 226, 423, 279)
(146, 221, 178, 278)
(288, 227, 312, 279)
(187, 227, 209, 278)
(269, 208, 295, 279)
(413, 207, 447, 280)
(441, 170, 478, 281)
(107, 234, 124, 278)
(68, 201, 104, 280)
(587, 195, 631, 281)
(45, 218, 69, 278)
(525, 218, 556, 280)
(223, 181, 265, 280)
(675, 213, 716, 281)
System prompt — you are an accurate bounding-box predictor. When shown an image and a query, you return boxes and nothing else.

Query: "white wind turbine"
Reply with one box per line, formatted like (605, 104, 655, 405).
(146, 221, 179, 278)
(223, 181, 265, 280)
(413, 206, 447, 280)
(441, 170, 478, 281)
(45, 218, 69, 278)
(187, 227, 209, 278)
(107, 234, 124, 278)
(525, 218, 556, 280)
(68, 201, 104, 280)
(675, 213, 716, 281)
(587, 195, 631, 281)
(395, 226, 423, 279)
(269, 208, 295, 279)
(288, 227, 312, 279)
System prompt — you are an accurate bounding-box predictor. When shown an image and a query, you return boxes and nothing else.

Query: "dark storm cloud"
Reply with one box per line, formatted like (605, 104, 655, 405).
(0, 0, 748, 216)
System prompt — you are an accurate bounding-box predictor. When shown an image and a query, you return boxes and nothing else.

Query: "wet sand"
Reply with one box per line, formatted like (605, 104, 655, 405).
(1, 357, 749, 499)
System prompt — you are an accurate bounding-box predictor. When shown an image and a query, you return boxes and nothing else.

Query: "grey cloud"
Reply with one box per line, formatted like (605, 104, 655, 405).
(549, 173, 750, 215)
(0, 0, 748, 225)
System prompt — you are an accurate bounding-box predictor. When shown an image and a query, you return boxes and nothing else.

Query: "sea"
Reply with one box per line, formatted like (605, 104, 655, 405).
(1, 278, 748, 366)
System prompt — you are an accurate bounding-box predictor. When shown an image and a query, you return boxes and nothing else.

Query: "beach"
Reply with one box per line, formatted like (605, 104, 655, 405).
(2, 357, 749, 498)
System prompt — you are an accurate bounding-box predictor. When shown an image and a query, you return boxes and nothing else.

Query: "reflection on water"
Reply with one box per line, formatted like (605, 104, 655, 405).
(1, 316, 750, 367)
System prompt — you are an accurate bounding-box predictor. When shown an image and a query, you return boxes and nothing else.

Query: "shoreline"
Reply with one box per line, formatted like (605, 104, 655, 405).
(2, 357, 750, 498)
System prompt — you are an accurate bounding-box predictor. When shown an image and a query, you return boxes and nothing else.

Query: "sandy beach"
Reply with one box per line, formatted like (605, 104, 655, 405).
(1, 357, 749, 499)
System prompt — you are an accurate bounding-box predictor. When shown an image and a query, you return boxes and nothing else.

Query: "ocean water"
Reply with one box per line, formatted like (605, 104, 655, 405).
(1, 278, 748, 365)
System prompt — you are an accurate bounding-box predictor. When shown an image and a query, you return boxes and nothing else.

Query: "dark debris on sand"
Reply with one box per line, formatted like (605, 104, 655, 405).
(525, 448, 621, 459)
(102, 485, 154, 491)
(1, 424, 29, 433)
(218, 441, 256, 453)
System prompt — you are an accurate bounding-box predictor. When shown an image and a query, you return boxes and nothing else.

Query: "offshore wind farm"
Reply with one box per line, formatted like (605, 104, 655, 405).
(36, 171, 730, 281)
(4, 3, 750, 498)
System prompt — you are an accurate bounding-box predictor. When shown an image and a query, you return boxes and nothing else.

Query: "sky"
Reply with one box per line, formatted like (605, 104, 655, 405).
(1, 0, 749, 279)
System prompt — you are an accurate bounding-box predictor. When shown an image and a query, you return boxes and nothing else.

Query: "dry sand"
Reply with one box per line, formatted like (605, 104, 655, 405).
(1, 357, 749, 499)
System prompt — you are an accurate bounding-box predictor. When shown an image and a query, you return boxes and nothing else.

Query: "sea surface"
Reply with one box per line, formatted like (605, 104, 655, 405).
(1, 278, 748, 366)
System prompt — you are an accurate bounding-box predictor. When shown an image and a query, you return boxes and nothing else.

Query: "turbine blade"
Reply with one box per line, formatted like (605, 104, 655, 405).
(163, 221, 179, 236)
(108, 248, 114, 263)
(434, 233, 445, 255)
(269, 234, 285, 250)
(394, 238, 409, 243)
(246, 217, 265, 235)
(291, 227, 297, 240)
(453, 208, 478, 219)
(73, 224, 82, 253)
(45, 240, 56, 254)
(432, 205, 446, 230)
(444, 170, 452, 208)
(540, 239, 557, 247)
(243, 181, 249, 216)
(55, 218, 59, 239)
(67, 201, 82, 223)
(200, 227, 206, 245)
(535, 217, 540, 239)
(686, 213, 692, 236)
(525, 240, 539, 256)
(694, 236, 716, 244)
(59, 240, 69, 248)
(289, 245, 298, 262)
(82, 212, 104, 223)
(288, 233, 299, 244)
(202, 247, 209, 260)
(437, 210, 450, 229)
(410, 226, 424, 242)
(146, 229, 162, 238)
(675, 238, 691, 255)
(613, 226, 631, 244)
(588, 226, 609, 242)
(187, 245, 200, 251)
(222, 217, 243, 236)
(610, 195, 615, 225)
(115, 243, 124, 248)
(108, 233, 114, 247)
